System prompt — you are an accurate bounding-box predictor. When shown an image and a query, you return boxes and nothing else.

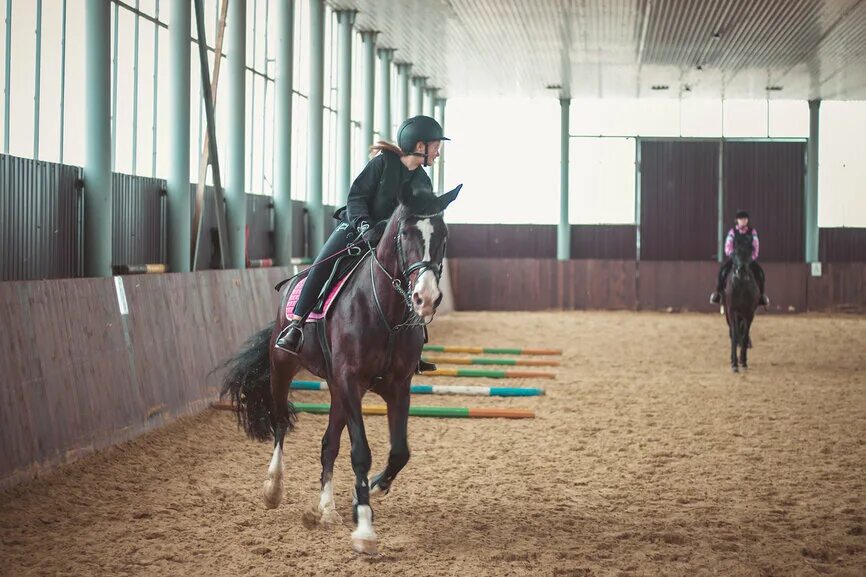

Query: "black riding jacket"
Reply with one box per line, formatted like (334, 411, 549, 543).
(333, 150, 433, 228)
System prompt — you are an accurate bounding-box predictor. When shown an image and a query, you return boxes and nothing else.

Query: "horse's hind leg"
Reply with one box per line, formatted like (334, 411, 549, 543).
(263, 351, 300, 509)
(318, 396, 346, 526)
(370, 390, 411, 497)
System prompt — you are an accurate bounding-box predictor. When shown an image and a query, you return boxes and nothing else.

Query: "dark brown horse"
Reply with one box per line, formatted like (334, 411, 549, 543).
(723, 230, 760, 372)
(221, 185, 460, 555)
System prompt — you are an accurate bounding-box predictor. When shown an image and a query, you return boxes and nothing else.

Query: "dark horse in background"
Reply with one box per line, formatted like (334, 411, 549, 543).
(221, 185, 460, 555)
(724, 230, 760, 372)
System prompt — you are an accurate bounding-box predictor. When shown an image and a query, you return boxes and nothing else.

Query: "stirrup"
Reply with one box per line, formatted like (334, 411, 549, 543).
(416, 359, 437, 374)
(274, 321, 304, 354)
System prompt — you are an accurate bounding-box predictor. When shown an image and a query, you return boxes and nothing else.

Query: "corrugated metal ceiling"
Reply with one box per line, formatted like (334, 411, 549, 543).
(328, 0, 866, 99)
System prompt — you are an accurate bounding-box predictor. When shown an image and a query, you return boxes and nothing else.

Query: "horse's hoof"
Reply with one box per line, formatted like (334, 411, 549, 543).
(319, 506, 342, 527)
(731, 366, 739, 373)
(262, 478, 283, 509)
(370, 484, 390, 498)
(351, 536, 378, 555)
(741, 364, 748, 370)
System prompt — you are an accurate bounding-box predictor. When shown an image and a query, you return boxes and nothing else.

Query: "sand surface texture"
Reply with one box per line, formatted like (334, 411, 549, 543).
(1, 312, 864, 576)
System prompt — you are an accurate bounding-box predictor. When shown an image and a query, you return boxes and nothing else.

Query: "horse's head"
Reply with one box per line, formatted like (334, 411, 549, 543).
(731, 231, 753, 281)
(378, 183, 461, 321)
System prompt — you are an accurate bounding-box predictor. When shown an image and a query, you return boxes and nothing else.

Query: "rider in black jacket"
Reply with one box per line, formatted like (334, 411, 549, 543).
(275, 115, 448, 354)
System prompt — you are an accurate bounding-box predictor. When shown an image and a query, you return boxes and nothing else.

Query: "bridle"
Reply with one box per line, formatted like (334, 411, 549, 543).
(369, 213, 446, 331)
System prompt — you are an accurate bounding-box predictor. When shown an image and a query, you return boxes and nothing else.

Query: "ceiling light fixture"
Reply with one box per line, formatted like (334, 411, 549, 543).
(651, 85, 669, 91)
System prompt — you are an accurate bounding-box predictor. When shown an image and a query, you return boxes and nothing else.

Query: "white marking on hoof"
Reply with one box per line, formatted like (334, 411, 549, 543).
(262, 445, 283, 509)
(318, 481, 341, 526)
(351, 505, 378, 555)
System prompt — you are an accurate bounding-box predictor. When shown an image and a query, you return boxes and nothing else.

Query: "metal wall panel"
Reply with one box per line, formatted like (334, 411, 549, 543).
(446, 224, 636, 260)
(820, 228, 866, 262)
(1, 154, 82, 280)
(640, 141, 719, 261)
(0, 267, 292, 489)
(112, 173, 165, 267)
(246, 194, 274, 262)
(723, 141, 806, 263)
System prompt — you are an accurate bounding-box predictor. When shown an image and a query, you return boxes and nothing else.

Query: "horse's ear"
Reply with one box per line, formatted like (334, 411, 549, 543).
(437, 184, 462, 211)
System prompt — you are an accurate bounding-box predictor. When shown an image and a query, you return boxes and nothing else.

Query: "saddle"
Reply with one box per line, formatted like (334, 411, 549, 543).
(274, 250, 367, 323)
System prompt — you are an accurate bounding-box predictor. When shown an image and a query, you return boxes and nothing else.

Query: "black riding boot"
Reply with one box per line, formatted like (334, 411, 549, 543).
(274, 319, 304, 354)
(416, 327, 436, 373)
(416, 359, 437, 374)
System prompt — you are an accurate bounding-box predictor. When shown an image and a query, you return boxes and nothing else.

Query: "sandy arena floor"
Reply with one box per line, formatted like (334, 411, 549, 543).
(1, 311, 865, 577)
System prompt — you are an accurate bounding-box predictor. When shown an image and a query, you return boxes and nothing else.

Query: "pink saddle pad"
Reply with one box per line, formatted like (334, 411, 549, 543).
(284, 267, 358, 323)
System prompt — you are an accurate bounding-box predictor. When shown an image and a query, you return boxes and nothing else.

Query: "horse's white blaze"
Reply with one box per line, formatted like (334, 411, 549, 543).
(412, 218, 440, 320)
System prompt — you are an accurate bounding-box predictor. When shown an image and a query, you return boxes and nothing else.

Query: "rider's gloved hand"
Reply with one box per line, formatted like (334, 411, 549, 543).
(354, 220, 387, 246)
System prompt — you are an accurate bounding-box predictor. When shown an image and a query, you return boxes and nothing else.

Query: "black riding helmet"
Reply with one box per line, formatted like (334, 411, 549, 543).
(397, 115, 449, 167)
(735, 210, 750, 220)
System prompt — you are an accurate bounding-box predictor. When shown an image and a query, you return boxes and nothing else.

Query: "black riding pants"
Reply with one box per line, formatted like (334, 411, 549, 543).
(292, 222, 357, 318)
(717, 259, 766, 295)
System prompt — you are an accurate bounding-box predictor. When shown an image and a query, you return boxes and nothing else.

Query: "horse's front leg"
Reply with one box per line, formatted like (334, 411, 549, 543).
(370, 389, 411, 497)
(740, 317, 752, 369)
(339, 376, 377, 555)
(730, 316, 739, 372)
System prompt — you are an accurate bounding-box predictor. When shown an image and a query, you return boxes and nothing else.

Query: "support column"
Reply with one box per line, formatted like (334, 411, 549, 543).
(395, 62, 411, 125)
(716, 139, 725, 262)
(806, 99, 820, 263)
(436, 97, 446, 192)
(168, 0, 191, 273)
(335, 10, 355, 207)
(376, 48, 394, 141)
(226, 0, 246, 268)
(84, 0, 112, 277)
(308, 0, 325, 253)
(425, 87, 437, 118)
(360, 30, 376, 166)
(558, 97, 571, 261)
(274, 0, 295, 266)
(411, 75, 425, 117)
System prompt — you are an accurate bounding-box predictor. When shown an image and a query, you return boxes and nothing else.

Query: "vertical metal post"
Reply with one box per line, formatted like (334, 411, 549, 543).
(436, 97, 446, 192)
(274, 0, 295, 266)
(59, 0, 67, 162)
(308, 0, 325, 254)
(132, 0, 140, 174)
(227, 0, 247, 268)
(248, 0, 257, 193)
(360, 30, 376, 166)
(111, 2, 118, 169)
(717, 139, 725, 262)
(558, 97, 570, 261)
(425, 87, 437, 117)
(84, 0, 112, 277)
(411, 75, 425, 117)
(4, 0, 11, 154)
(376, 48, 393, 141)
(261, 0, 269, 194)
(335, 10, 355, 207)
(151, 0, 159, 177)
(634, 136, 641, 262)
(168, 0, 191, 272)
(806, 99, 820, 262)
(34, 0, 42, 159)
(395, 62, 410, 128)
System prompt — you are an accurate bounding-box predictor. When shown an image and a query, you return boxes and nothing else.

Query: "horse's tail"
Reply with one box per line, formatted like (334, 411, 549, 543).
(737, 318, 748, 346)
(219, 322, 292, 442)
